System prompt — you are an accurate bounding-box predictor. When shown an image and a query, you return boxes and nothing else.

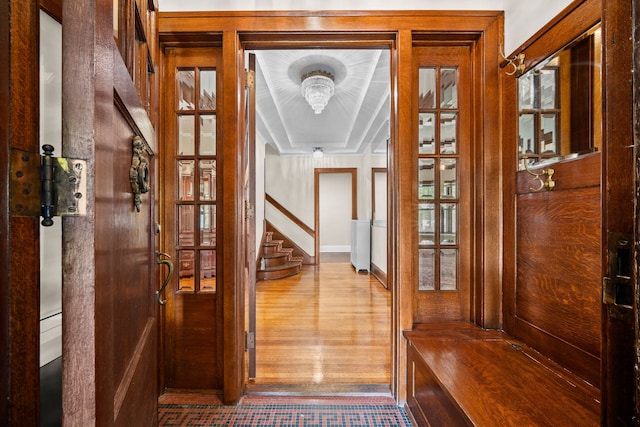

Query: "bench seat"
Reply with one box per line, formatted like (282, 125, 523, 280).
(404, 322, 600, 426)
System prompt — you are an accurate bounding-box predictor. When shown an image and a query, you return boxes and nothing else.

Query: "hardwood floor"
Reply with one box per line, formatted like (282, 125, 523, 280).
(248, 257, 391, 393)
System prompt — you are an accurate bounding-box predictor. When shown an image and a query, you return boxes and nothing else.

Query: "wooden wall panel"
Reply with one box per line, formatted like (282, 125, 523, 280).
(514, 154, 601, 385)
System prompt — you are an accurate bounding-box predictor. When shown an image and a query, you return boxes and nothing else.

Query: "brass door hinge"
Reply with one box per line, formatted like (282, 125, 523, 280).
(245, 200, 254, 219)
(245, 69, 255, 89)
(10, 145, 87, 226)
(245, 331, 255, 350)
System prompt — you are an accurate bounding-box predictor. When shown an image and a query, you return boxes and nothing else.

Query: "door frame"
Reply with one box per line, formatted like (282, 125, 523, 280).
(0, 1, 40, 423)
(159, 10, 503, 405)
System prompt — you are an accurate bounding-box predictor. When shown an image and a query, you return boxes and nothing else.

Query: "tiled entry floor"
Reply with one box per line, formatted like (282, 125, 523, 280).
(158, 394, 413, 426)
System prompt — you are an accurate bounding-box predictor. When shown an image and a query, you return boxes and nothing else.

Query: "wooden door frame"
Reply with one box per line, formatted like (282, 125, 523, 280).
(0, 1, 40, 423)
(159, 10, 503, 405)
(314, 168, 358, 264)
(602, 0, 636, 423)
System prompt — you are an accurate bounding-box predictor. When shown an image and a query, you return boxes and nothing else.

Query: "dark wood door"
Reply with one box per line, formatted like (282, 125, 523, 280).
(2, 0, 160, 425)
(60, 2, 159, 425)
(413, 46, 473, 323)
(161, 47, 223, 391)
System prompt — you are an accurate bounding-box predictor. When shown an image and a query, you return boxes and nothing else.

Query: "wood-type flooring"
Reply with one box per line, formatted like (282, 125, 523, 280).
(248, 255, 391, 393)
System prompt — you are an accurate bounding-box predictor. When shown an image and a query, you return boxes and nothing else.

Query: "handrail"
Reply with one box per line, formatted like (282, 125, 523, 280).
(265, 193, 315, 238)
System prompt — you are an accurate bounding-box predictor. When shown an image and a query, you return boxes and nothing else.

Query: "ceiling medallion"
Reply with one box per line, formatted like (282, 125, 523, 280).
(301, 70, 335, 114)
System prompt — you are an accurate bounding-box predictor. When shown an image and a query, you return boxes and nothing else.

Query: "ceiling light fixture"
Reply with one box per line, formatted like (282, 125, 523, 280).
(301, 70, 335, 114)
(313, 147, 324, 159)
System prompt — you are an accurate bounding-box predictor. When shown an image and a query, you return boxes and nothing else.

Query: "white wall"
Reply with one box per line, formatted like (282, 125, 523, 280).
(319, 173, 352, 252)
(264, 149, 385, 254)
(158, 0, 577, 60)
(503, 0, 574, 54)
(40, 11, 63, 367)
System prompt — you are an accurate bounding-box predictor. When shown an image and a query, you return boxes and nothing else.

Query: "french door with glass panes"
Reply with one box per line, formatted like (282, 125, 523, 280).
(161, 47, 223, 390)
(414, 46, 472, 322)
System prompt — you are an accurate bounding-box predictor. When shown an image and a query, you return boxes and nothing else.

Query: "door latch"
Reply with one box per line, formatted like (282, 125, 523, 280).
(10, 145, 87, 226)
(603, 232, 633, 309)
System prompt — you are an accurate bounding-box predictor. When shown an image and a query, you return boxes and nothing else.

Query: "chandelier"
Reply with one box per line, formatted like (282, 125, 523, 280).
(301, 70, 335, 114)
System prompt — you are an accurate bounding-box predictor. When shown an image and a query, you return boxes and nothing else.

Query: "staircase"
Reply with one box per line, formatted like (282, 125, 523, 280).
(257, 232, 304, 281)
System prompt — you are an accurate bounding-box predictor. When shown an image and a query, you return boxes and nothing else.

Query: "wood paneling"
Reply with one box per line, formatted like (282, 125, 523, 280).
(516, 186, 601, 355)
(159, 10, 503, 405)
(514, 155, 601, 384)
(503, 0, 604, 389)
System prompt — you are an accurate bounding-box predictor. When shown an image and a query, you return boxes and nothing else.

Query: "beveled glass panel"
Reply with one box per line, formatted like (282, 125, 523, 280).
(200, 250, 216, 292)
(540, 69, 557, 109)
(178, 160, 195, 201)
(440, 249, 458, 291)
(518, 72, 535, 110)
(177, 69, 195, 110)
(199, 160, 216, 201)
(199, 205, 216, 245)
(178, 250, 195, 291)
(199, 115, 216, 155)
(440, 113, 457, 154)
(541, 113, 558, 154)
(440, 68, 458, 108)
(418, 159, 435, 200)
(418, 68, 436, 109)
(418, 249, 435, 291)
(418, 203, 435, 245)
(199, 70, 217, 110)
(519, 113, 536, 155)
(440, 203, 457, 244)
(418, 113, 436, 154)
(440, 159, 457, 199)
(177, 205, 194, 246)
(178, 115, 195, 155)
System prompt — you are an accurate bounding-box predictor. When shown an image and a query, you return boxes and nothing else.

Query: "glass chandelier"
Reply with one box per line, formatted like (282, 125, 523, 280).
(301, 70, 335, 114)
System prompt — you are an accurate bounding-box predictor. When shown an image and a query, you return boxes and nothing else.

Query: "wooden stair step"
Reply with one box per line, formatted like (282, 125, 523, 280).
(262, 253, 288, 267)
(257, 261, 302, 281)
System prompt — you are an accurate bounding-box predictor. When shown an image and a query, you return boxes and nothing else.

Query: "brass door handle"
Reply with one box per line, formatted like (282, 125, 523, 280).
(156, 252, 174, 305)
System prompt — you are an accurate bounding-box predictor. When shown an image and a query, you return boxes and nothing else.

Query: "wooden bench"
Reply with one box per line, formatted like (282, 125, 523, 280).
(404, 322, 600, 426)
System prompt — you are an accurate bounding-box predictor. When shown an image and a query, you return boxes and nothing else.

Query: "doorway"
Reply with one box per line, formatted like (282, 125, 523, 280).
(247, 46, 392, 392)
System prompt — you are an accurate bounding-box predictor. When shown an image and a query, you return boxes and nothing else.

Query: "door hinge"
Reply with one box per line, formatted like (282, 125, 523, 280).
(245, 331, 255, 350)
(10, 145, 87, 226)
(245, 69, 255, 89)
(245, 200, 255, 219)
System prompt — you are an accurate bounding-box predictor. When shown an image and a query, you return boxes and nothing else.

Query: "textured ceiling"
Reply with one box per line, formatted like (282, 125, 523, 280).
(253, 49, 390, 155)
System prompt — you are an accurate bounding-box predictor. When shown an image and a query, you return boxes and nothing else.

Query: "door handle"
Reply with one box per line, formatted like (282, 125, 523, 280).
(156, 252, 174, 305)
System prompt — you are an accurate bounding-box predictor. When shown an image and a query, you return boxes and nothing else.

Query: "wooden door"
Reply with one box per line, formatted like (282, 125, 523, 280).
(61, 1, 159, 424)
(3, 0, 160, 424)
(413, 46, 473, 323)
(161, 47, 223, 391)
(245, 53, 258, 380)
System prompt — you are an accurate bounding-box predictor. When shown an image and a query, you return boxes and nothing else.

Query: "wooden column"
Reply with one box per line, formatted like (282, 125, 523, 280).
(602, 0, 635, 424)
(221, 29, 245, 405)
